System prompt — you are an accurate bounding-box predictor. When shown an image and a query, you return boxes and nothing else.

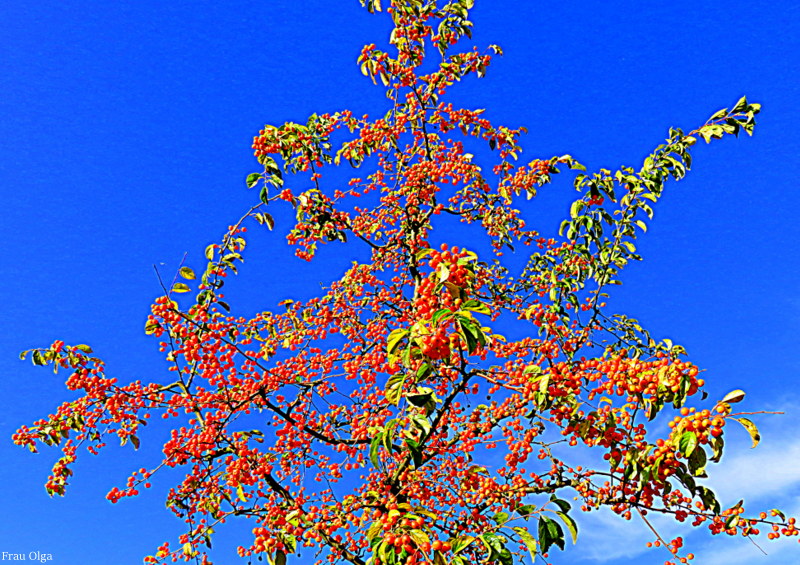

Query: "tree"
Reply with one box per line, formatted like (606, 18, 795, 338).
(14, 1, 796, 564)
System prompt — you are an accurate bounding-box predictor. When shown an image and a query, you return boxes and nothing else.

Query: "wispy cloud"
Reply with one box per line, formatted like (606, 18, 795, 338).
(690, 417, 800, 565)
(570, 507, 685, 562)
(690, 500, 800, 565)
(564, 406, 800, 564)
(703, 407, 800, 505)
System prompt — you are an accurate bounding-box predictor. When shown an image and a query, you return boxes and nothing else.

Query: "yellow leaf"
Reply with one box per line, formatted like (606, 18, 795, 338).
(179, 266, 196, 280)
(734, 417, 760, 448)
(721, 389, 745, 404)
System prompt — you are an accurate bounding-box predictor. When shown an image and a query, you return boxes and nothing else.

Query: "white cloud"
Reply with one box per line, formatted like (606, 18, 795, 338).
(562, 408, 800, 564)
(703, 409, 800, 505)
(706, 441, 800, 504)
(690, 500, 800, 565)
(570, 507, 684, 562)
(681, 415, 800, 565)
(692, 535, 800, 565)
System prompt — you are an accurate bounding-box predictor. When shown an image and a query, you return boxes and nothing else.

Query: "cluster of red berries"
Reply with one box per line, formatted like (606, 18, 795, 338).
(368, 509, 453, 565)
(667, 405, 727, 442)
(411, 245, 476, 360)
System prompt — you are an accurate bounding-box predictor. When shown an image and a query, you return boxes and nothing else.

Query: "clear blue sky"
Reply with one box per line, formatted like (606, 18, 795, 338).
(2, 1, 799, 564)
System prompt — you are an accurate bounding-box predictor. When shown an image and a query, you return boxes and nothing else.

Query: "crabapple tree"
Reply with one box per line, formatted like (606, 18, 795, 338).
(15, 1, 796, 565)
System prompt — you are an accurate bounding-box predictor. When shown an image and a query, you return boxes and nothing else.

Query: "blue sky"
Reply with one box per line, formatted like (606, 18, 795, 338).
(2, 1, 799, 564)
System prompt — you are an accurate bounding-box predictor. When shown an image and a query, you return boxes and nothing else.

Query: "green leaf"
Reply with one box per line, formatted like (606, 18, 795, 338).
(696, 485, 721, 514)
(431, 308, 454, 325)
(74, 344, 93, 354)
(32, 351, 46, 366)
(480, 532, 506, 561)
(709, 433, 725, 463)
(384, 372, 407, 405)
(456, 315, 485, 353)
(732, 96, 748, 113)
(512, 527, 537, 562)
(537, 372, 550, 394)
(688, 445, 707, 477)
(259, 212, 275, 230)
(492, 511, 510, 525)
(236, 484, 247, 502)
(246, 173, 262, 188)
(179, 266, 196, 280)
(410, 414, 431, 437)
(450, 535, 475, 555)
(675, 465, 696, 493)
(517, 504, 536, 518)
(366, 520, 383, 540)
(404, 438, 423, 468)
(382, 420, 399, 452)
(458, 320, 478, 353)
(172, 283, 191, 293)
(369, 435, 381, 468)
(565, 157, 586, 171)
(679, 431, 698, 457)
(549, 495, 571, 513)
(708, 107, 729, 121)
(386, 328, 408, 356)
(538, 516, 565, 553)
(461, 299, 490, 315)
(407, 386, 434, 407)
(554, 511, 578, 544)
(414, 248, 433, 262)
(734, 417, 761, 448)
(415, 363, 432, 381)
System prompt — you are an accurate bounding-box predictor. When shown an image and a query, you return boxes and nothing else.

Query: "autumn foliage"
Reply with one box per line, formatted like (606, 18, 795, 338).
(15, 1, 796, 564)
